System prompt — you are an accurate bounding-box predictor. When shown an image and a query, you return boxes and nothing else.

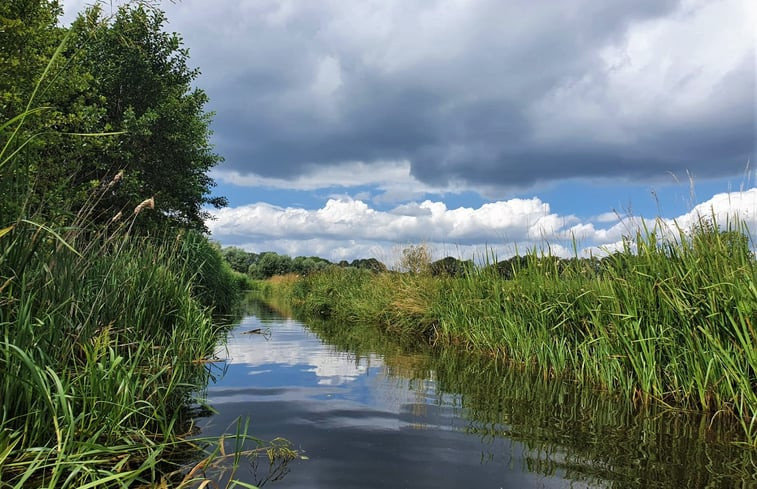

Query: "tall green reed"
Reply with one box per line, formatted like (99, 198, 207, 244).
(268, 217, 757, 443)
(0, 27, 260, 488)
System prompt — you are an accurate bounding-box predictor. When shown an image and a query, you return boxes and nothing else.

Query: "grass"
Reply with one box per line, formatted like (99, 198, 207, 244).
(0, 13, 293, 487)
(0, 214, 246, 487)
(265, 218, 757, 443)
(0, 43, 270, 489)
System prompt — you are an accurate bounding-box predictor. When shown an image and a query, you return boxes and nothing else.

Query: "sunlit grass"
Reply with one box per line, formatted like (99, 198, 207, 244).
(0, 12, 289, 487)
(266, 217, 757, 443)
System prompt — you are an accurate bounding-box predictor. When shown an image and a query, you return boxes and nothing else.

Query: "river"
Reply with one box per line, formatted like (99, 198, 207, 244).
(192, 298, 756, 488)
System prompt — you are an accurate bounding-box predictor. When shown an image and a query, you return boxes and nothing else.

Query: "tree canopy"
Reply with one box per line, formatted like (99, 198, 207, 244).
(0, 1, 225, 232)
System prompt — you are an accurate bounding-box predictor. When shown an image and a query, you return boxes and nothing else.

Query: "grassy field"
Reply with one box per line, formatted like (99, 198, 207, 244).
(263, 220, 757, 443)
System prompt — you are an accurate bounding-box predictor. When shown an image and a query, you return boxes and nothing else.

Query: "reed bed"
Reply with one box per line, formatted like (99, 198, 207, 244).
(0, 216, 247, 487)
(0, 16, 276, 487)
(1, 98, 254, 488)
(266, 220, 757, 443)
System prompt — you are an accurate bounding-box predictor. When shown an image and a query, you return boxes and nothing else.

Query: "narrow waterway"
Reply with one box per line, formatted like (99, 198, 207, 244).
(194, 298, 755, 488)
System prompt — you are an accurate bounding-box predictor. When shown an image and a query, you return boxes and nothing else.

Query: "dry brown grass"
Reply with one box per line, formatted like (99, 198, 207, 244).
(268, 273, 301, 286)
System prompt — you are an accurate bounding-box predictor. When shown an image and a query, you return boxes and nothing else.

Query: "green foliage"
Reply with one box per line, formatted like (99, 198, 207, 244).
(267, 221, 757, 442)
(66, 5, 226, 231)
(0, 2, 253, 485)
(0, 2, 225, 232)
(429, 256, 473, 277)
(175, 231, 242, 314)
(219, 247, 338, 279)
(218, 246, 389, 279)
(0, 1, 64, 120)
(254, 251, 293, 278)
(222, 246, 258, 273)
(0, 219, 221, 486)
(349, 257, 387, 273)
(292, 255, 332, 275)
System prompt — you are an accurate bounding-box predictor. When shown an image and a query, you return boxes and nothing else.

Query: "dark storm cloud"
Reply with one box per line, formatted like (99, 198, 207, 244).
(161, 0, 754, 192)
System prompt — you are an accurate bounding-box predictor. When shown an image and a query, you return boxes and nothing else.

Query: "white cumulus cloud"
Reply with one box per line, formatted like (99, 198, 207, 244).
(208, 188, 757, 262)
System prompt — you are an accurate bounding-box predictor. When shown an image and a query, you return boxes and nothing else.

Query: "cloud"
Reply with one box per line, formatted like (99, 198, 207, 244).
(211, 159, 465, 202)
(209, 195, 564, 244)
(220, 320, 383, 387)
(663, 187, 757, 230)
(163, 0, 753, 194)
(208, 188, 757, 262)
(59, 0, 755, 199)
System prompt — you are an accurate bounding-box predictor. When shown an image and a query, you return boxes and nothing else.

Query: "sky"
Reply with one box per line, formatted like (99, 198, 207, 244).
(61, 0, 756, 263)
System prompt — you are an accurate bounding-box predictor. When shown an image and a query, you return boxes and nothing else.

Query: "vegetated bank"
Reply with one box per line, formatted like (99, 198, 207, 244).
(0, 2, 264, 487)
(262, 220, 757, 443)
(302, 313, 757, 486)
(0, 223, 248, 487)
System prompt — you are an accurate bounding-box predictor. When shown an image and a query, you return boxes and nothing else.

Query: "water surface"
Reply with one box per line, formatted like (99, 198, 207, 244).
(196, 299, 755, 488)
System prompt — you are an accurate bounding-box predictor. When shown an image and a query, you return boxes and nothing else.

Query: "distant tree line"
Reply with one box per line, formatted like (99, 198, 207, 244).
(221, 247, 396, 279)
(222, 225, 752, 281)
(221, 248, 333, 278)
(220, 245, 477, 279)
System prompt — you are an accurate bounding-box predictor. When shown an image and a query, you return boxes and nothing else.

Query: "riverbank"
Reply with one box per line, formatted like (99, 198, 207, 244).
(262, 220, 757, 443)
(0, 222, 251, 487)
(195, 295, 757, 487)
(0, 4, 260, 484)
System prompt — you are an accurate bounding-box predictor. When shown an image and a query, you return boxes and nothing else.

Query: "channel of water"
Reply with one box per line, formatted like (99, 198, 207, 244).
(193, 298, 755, 488)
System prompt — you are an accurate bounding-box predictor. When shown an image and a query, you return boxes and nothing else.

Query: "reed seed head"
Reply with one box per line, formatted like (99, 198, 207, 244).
(134, 197, 155, 215)
(106, 170, 125, 189)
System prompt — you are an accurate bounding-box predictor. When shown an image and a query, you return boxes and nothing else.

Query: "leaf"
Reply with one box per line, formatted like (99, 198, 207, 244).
(19, 219, 81, 257)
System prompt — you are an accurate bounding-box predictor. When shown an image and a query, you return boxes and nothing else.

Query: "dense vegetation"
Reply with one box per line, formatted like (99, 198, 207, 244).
(220, 245, 477, 279)
(0, 2, 257, 486)
(304, 316, 757, 486)
(0, 0, 225, 231)
(220, 247, 390, 279)
(264, 221, 757, 443)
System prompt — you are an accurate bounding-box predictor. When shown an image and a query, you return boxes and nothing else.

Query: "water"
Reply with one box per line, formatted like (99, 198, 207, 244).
(194, 299, 756, 488)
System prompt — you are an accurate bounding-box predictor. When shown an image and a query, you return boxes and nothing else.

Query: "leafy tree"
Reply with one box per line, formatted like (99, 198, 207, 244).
(1, 3, 226, 232)
(0, 0, 63, 120)
(63, 5, 226, 231)
(429, 257, 472, 277)
(252, 252, 293, 279)
(350, 258, 387, 273)
(291, 256, 333, 275)
(222, 246, 257, 274)
(0, 0, 94, 221)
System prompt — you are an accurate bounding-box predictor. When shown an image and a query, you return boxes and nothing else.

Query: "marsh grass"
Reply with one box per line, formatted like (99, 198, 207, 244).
(305, 317, 757, 486)
(0, 30, 275, 488)
(0, 211, 233, 486)
(266, 218, 757, 443)
(0, 149, 269, 486)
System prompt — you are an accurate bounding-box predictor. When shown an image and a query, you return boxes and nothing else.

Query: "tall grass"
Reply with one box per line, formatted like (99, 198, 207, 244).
(0, 141, 260, 487)
(266, 218, 757, 443)
(0, 213, 235, 487)
(0, 34, 260, 488)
